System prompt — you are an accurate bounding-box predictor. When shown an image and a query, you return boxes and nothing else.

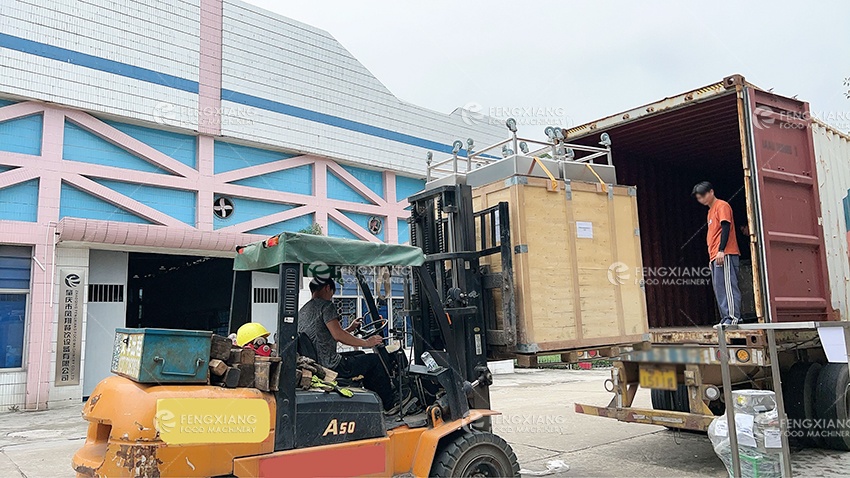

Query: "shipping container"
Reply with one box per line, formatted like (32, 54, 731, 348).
(812, 121, 850, 320)
(564, 74, 836, 330)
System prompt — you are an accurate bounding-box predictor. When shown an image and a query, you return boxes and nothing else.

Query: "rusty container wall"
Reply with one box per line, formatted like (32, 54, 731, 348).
(812, 121, 850, 320)
(746, 89, 833, 322)
(472, 177, 648, 354)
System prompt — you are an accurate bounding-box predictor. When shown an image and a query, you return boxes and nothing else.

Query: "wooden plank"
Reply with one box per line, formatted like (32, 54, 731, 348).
(236, 363, 255, 388)
(255, 361, 271, 392)
(210, 335, 233, 361)
(209, 359, 228, 376)
(229, 347, 255, 365)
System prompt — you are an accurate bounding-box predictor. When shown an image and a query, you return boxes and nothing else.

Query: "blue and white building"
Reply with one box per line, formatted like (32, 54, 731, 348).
(0, 0, 504, 409)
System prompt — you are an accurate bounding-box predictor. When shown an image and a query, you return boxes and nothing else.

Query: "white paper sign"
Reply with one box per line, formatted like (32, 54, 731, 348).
(576, 221, 593, 239)
(764, 428, 782, 448)
(817, 326, 848, 363)
(736, 413, 756, 448)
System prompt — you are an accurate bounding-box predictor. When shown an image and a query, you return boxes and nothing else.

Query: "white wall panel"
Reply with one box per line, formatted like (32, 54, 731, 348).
(0, 49, 199, 127)
(813, 121, 850, 321)
(1, 0, 200, 77)
(220, 0, 505, 175)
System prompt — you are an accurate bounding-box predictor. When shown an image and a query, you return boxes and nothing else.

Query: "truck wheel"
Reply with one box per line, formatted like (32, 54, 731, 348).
(651, 389, 673, 410)
(430, 431, 520, 477)
(672, 384, 690, 413)
(783, 361, 822, 447)
(814, 363, 850, 451)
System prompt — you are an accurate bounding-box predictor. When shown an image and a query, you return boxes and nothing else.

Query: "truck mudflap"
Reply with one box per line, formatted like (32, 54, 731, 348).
(574, 403, 715, 431)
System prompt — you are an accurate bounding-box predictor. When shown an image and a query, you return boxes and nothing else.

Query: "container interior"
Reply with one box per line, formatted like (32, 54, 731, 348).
(573, 93, 756, 328)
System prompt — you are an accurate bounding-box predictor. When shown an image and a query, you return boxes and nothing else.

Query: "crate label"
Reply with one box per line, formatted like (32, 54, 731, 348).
(155, 398, 270, 444)
(113, 333, 144, 378)
(576, 221, 593, 239)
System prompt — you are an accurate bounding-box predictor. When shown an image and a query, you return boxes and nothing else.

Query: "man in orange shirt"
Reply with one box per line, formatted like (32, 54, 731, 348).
(693, 181, 741, 325)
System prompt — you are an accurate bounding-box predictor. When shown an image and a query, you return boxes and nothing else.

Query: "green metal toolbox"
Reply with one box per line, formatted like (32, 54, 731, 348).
(111, 328, 211, 384)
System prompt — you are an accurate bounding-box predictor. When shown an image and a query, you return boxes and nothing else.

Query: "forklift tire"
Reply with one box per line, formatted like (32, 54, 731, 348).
(782, 361, 822, 447)
(430, 431, 520, 477)
(814, 363, 850, 451)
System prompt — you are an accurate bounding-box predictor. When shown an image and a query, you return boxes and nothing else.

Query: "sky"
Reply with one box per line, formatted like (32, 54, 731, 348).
(246, 0, 850, 138)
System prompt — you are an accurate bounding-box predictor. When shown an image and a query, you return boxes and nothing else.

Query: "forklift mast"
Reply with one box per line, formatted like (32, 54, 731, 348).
(407, 182, 515, 413)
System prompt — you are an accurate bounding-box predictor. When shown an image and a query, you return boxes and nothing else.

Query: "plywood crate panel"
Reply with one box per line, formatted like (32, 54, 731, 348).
(472, 176, 648, 353)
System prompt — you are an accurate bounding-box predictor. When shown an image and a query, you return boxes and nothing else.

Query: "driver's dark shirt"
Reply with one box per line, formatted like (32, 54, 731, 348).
(298, 297, 342, 368)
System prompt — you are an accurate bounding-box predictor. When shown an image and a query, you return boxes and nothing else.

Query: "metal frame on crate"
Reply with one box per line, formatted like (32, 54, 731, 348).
(424, 120, 614, 182)
(717, 321, 850, 478)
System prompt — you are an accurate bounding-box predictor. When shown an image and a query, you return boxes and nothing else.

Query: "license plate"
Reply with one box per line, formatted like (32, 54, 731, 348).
(639, 366, 677, 390)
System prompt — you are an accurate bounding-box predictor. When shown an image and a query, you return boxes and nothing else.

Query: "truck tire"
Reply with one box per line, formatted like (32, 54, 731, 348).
(782, 361, 822, 447)
(814, 363, 850, 451)
(430, 431, 520, 477)
(651, 389, 673, 411)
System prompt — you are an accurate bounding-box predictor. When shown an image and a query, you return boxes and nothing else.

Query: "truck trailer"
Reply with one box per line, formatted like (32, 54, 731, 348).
(565, 75, 850, 450)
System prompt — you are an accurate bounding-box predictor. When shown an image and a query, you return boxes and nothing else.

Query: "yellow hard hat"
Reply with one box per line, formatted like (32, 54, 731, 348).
(236, 322, 270, 347)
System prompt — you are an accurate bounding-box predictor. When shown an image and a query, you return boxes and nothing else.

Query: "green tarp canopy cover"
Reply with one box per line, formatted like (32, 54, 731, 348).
(233, 232, 425, 272)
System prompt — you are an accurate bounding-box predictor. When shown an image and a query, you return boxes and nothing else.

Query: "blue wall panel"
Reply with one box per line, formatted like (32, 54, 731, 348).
(213, 197, 295, 230)
(340, 211, 384, 241)
(396, 175, 425, 202)
(63, 122, 167, 174)
(328, 170, 371, 204)
(0, 99, 16, 108)
(214, 141, 297, 174)
(248, 213, 315, 237)
(0, 114, 43, 156)
(341, 165, 384, 199)
(327, 218, 358, 240)
(60, 182, 151, 224)
(93, 179, 196, 225)
(397, 219, 410, 244)
(104, 120, 197, 169)
(0, 179, 38, 222)
(231, 164, 312, 195)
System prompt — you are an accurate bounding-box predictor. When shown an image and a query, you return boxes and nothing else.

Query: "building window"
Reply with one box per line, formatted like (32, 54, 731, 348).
(88, 284, 124, 303)
(0, 246, 31, 369)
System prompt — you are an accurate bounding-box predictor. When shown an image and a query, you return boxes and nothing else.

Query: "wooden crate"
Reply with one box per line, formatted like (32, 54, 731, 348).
(472, 176, 648, 354)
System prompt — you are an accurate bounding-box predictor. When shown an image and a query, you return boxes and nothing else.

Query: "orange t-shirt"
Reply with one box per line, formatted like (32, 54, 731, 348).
(706, 199, 740, 261)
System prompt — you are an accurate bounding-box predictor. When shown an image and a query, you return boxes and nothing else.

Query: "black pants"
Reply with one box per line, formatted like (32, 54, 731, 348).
(336, 353, 394, 410)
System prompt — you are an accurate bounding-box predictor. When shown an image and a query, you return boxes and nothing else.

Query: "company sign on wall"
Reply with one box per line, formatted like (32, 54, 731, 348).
(55, 270, 85, 386)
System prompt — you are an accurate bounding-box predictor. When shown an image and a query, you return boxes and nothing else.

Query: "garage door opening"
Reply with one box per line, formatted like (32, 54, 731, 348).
(572, 93, 757, 328)
(126, 253, 233, 335)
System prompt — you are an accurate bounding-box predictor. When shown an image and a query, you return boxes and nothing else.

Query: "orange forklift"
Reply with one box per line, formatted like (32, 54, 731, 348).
(73, 183, 521, 477)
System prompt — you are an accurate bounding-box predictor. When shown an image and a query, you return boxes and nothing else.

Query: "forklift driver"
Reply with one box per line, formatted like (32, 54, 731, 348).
(298, 276, 396, 412)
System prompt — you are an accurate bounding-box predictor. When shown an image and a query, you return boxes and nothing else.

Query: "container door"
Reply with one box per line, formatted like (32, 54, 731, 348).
(745, 88, 832, 322)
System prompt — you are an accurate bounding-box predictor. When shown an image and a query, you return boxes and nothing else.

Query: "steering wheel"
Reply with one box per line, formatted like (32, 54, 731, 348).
(357, 317, 389, 339)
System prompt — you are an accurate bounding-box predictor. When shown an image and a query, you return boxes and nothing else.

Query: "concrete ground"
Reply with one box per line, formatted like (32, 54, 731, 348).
(0, 368, 848, 477)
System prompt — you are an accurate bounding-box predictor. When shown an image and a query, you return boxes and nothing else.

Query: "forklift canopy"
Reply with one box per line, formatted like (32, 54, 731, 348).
(233, 232, 425, 272)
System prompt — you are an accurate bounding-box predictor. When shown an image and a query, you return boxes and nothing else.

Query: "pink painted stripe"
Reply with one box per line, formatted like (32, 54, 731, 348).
(198, 0, 223, 135)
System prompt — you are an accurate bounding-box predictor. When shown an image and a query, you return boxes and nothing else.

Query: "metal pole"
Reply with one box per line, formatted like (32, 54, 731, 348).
(766, 328, 792, 477)
(717, 325, 742, 478)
